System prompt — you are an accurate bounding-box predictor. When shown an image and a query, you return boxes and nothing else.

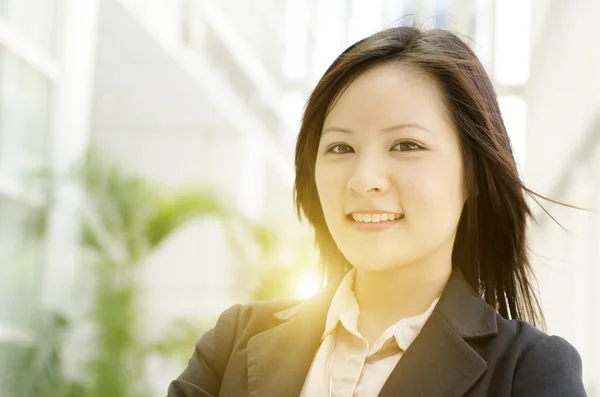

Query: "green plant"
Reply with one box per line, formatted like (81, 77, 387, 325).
(4, 148, 312, 397)
(0, 312, 83, 397)
(77, 151, 238, 397)
(77, 150, 283, 396)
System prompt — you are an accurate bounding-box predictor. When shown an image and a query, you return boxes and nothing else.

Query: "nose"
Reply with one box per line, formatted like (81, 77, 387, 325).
(346, 152, 390, 195)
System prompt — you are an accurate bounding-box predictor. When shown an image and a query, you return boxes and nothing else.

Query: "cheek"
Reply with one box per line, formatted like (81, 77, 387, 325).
(315, 165, 342, 215)
(399, 159, 464, 219)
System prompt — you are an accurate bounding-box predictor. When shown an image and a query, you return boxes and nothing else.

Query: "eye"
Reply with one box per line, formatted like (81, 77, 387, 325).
(326, 144, 354, 154)
(391, 141, 423, 152)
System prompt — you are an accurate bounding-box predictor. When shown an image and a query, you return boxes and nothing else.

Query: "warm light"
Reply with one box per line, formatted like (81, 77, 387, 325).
(293, 273, 321, 299)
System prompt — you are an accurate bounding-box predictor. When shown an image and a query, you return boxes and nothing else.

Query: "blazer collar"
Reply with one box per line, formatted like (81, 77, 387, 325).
(247, 266, 498, 397)
(377, 267, 498, 397)
(247, 283, 338, 397)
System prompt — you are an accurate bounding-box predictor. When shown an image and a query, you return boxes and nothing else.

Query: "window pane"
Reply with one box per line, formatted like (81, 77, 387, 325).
(311, 0, 346, 77)
(498, 96, 527, 176)
(0, 0, 59, 56)
(494, 0, 531, 85)
(282, 0, 309, 80)
(0, 47, 50, 187)
(0, 195, 40, 329)
(433, 0, 453, 29)
(473, 0, 494, 72)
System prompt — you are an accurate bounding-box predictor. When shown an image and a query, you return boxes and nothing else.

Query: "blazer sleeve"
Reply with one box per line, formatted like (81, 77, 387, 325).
(512, 335, 587, 397)
(167, 304, 242, 397)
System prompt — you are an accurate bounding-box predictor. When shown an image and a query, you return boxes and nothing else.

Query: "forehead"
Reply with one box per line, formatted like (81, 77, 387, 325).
(324, 63, 450, 132)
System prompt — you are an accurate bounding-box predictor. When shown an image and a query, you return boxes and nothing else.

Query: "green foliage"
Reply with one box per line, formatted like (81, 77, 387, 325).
(145, 189, 226, 247)
(4, 148, 315, 397)
(77, 150, 235, 397)
(0, 313, 83, 397)
(142, 319, 207, 365)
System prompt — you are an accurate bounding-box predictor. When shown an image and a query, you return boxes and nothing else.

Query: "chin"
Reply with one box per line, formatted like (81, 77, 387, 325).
(347, 254, 410, 273)
(353, 264, 399, 273)
(344, 241, 430, 270)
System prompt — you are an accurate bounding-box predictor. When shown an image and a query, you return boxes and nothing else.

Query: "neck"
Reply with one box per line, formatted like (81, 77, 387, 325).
(353, 250, 452, 320)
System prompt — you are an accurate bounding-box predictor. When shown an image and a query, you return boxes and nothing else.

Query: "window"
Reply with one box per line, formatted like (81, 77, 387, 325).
(0, 47, 50, 188)
(493, 0, 531, 85)
(0, 195, 40, 329)
(0, 0, 58, 56)
(0, 0, 57, 341)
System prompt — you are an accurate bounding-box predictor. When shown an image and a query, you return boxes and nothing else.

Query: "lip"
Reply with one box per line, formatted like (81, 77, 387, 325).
(348, 209, 401, 215)
(347, 213, 404, 232)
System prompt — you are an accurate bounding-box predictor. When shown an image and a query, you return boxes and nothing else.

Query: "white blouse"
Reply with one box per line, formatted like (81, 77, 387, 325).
(300, 268, 439, 397)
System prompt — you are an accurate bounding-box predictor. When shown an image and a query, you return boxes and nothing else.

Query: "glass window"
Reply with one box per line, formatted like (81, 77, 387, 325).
(282, 0, 310, 80)
(0, 0, 59, 56)
(0, 46, 50, 188)
(311, 0, 346, 78)
(494, 0, 531, 85)
(347, 0, 383, 44)
(473, 0, 494, 72)
(498, 96, 527, 176)
(0, 195, 40, 329)
(433, 0, 453, 29)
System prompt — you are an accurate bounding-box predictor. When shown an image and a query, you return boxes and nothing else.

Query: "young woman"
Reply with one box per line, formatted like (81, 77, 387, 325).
(167, 27, 586, 397)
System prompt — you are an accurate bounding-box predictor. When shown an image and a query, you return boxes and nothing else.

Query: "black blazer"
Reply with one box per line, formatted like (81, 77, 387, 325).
(167, 268, 587, 396)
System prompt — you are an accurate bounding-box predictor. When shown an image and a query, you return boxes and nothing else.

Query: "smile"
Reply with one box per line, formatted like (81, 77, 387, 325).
(350, 212, 403, 223)
(346, 212, 405, 232)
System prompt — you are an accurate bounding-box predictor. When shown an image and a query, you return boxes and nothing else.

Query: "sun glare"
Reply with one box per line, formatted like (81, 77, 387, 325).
(293, 273, 321, 299)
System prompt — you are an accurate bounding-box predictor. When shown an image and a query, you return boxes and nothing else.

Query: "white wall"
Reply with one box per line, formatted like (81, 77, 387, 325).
(89, 1, 257, 391)
(90, 0, 246, 315)
(526, 1, 600, 393)
(525, 0, 600, 194)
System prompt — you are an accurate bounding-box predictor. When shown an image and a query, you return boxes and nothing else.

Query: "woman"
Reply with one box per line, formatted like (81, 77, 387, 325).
(167, 27, 586, 396)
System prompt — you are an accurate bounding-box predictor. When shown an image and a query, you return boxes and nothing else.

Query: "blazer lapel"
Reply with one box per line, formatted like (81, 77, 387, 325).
(246, 284, 337, 397)
(378, 268, 498, 397)
(246, 267, 498, 397)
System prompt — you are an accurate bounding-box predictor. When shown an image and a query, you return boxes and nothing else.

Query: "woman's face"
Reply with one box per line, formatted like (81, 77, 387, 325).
(315, 63, 466, 272)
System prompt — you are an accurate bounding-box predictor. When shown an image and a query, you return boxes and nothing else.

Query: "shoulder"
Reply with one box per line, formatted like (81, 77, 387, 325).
(493, 316, 586, 396)
(213, 297, 305, 338)
(168, 298, 306, 395)
(494, 315, 582, 366)
(494, 315, 576, 355)
(192, 298, 304, 368)
(239, 297, 304, 322)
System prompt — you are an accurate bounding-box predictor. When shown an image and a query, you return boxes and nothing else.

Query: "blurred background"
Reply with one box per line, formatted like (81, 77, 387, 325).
(0, 0, 598, 396)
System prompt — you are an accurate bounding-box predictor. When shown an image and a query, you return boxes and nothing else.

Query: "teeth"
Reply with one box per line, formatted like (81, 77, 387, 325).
(351, 213, 402, 223)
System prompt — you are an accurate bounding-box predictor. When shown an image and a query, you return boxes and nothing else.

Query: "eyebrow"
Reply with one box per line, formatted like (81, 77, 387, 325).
(322, 123, 432, 135)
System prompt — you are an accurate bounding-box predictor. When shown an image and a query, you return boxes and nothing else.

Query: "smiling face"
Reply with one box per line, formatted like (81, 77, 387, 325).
(314, 63, 467, 272)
